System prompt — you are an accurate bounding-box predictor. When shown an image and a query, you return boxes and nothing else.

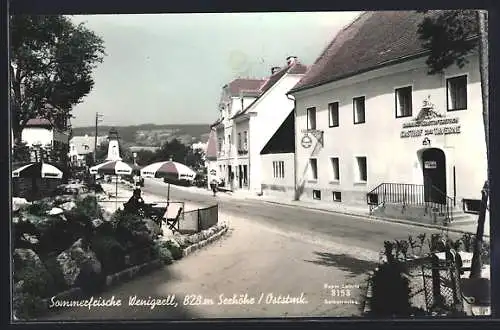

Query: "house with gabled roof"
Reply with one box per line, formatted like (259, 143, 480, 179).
(288, 11, 486, 224)
(212, 56, 307, 194)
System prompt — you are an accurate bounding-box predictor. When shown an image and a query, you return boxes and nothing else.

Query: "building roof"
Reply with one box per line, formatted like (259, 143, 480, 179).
(232, 61, 308, 119)
(25, 118, 52, 127)
(210, 117, 224, 128)
(289, 11, 445, 94)
(260, 110, 295, 155)
(225, 78, 266, 97)
(205, 129, 218, 161)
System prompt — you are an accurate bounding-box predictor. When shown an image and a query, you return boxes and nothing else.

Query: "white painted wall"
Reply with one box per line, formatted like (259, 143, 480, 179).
(247, 74, 303, 193)
(261, 153, 295, 198)
(294, 54, 487, 205)
(21, 127, 54, 147)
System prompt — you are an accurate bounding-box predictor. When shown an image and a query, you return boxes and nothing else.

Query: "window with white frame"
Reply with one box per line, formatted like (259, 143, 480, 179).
(228, 134, 231, 151)
(243, 131, 248, 150)
(237, 133, 242, 150)
(330, 157, 340, 181)
(332, 191, 342, 202)
(353, 96, 365, 124)
(447, 75, 467, 111)
(395, 86, 412, 118)
(218, 138, 222, 154)
(273, 161, 285, 179)
(309, 158, 318, 180)
(355, 156, 367, 182)
(328, 102, 339, 127)
(307, 107, 317, 130)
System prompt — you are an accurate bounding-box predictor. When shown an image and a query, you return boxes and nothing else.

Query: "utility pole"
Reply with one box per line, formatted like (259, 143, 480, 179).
(93, 112, 104, 164)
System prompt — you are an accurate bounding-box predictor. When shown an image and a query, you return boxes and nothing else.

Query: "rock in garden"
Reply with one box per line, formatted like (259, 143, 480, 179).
(92, 219, 104, 228)
(60, 201, 77, 211)
(13, 249, 45, 273)
(48, 207, 64, 216)
(56, 238, 102, 287)
(12, 198, 31, 212)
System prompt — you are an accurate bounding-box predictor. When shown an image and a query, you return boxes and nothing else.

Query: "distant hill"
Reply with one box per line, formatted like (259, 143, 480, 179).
(72, 124, 211, 147)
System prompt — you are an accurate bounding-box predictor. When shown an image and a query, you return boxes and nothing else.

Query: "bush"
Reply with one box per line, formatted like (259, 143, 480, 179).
(91, 236, 126, 275)
(74, 195, 102, 220)
(153, 243, 173, 265)
(43, 254, 69, 293)
(13, 292, 46, 320)
(13, 250, 56, 298)
(163, 240, 183, 260)
(367, 261, 412, 317)
(75, 259, 106, 294)
(26, 200, 53, 216)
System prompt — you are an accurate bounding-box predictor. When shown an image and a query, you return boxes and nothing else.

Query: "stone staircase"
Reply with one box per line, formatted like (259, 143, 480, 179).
(371, 202, 475, 226)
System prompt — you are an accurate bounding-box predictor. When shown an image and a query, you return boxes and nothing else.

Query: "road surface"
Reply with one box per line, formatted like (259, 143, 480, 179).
(39, 179, 464, 321)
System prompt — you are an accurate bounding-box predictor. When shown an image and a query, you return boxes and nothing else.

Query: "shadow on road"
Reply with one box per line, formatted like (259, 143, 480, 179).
(305, 252, 378, 277)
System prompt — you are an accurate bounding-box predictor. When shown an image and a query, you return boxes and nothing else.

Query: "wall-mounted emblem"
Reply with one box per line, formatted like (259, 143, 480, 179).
(400, 95, 461, 139)
(424, 160, 437, 169)
(422, 137, 431, 146)
(301, 135, 313, 149)
(414, 95, 443, 121)
(210, 169, 217, 176)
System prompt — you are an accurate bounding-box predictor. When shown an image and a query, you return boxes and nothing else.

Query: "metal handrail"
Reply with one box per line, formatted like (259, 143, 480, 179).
(367, 183, 455, 223)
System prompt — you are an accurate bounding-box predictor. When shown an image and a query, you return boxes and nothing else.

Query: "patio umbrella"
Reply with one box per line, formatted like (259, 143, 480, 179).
(89, 160, 138, 208)
(140, 161, 196, 201)
(12, 162, 63, 179)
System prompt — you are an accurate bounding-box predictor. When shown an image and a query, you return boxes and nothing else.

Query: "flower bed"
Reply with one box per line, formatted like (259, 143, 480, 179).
(12, 194, 229, 320)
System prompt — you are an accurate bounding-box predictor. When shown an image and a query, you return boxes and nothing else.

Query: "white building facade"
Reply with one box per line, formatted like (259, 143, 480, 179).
(211, 57, 307, 194)
(289, 11, 487, 212)
(211, 78, 264, 190)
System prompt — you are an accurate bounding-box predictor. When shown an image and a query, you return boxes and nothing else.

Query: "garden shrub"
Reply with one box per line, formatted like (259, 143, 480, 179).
(13, 292, 46, 320)
(13, 250, 56, 299)
(75, 258, 106, 294)
(43, 254, 69, 293)
(36, 216, 80, 257)
(26, 200, 52, 216)
(91, 235, 126, 275)
(163, 240, 183, 260)
(368, 260, 412, 318)
(74, 195, 103, 220)
(153, 242, 173, 265)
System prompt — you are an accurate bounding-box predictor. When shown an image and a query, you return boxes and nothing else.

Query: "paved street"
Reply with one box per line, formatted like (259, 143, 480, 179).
(143, 179, 467, 254)
(40, 179, 473, 320)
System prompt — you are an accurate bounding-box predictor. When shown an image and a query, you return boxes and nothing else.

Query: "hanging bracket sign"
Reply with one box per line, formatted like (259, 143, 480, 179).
(301, 135, 313, 148)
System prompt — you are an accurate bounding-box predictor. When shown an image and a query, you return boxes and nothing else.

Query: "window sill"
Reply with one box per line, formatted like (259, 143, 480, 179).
(354, 181, 367, 185)
(328, 125, 339, 128)
(307, 180, 318, 184)
(447, 107, 467, 112)
(329, 180, 340, 185)
(332, 199, 342, 203)
(395, 114, 412, 119)
(353, 121, 366, 125)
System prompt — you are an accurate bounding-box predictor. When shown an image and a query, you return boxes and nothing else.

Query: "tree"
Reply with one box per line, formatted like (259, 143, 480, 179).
(417, 10, 489, 279)
(10, 15, 106, 144)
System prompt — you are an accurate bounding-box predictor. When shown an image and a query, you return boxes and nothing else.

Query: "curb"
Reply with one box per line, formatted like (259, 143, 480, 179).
(259, 199, 488, 238)
(182, 226, 229, 257)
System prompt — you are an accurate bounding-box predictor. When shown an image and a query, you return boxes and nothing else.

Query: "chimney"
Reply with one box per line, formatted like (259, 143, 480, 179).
(271, 66, 281, 74)
(286, 56, 297, 66)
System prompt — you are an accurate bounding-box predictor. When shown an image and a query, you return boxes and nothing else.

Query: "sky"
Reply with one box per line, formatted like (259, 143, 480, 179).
(69, 12, 361, 128)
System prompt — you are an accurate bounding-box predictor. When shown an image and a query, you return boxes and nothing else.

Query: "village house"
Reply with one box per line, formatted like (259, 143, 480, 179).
(210, 77, 266, 190)
(21, 117, 71, 162)
(211, 57, 307, 194)
(68, 135, 107, 167)
(287, 11, 487, 223)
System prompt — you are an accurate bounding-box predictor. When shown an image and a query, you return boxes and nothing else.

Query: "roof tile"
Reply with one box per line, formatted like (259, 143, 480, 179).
(290, 11, 448, 93)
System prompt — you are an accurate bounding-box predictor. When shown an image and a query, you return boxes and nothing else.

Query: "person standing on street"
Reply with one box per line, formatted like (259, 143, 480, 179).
(210, 179, 218, 196)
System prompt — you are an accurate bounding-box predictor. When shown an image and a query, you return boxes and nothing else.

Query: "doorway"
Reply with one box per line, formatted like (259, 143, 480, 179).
(238, 165, 243, 188)
(421, 148, 447, 204)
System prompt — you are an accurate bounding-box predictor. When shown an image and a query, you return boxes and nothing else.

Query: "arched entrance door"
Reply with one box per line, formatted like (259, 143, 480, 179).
(422, 148, 447, 204)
